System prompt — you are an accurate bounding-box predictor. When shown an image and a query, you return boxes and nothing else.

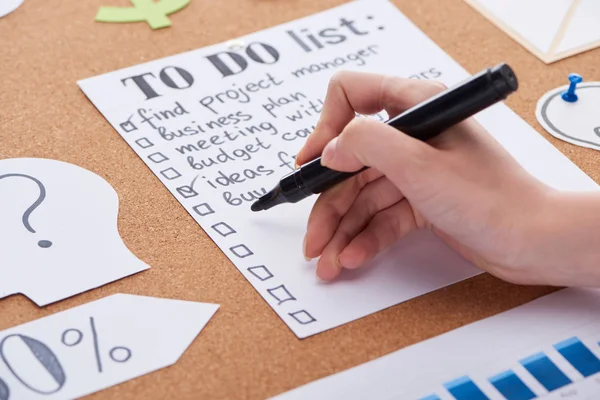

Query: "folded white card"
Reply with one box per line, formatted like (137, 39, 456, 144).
(464, 0, 600, 63)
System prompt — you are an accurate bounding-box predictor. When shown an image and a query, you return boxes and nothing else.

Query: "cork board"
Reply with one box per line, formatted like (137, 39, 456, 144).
(1, 0, 599, 399)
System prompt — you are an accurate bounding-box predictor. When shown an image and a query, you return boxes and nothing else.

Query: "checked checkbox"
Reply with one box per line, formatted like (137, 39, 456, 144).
(119, 115, 137, 133)
(176, 185, 199, 199)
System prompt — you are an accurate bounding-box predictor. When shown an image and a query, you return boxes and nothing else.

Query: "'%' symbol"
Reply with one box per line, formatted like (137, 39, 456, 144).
(62, 316, 132, 372)
(0, 317, 132, 397)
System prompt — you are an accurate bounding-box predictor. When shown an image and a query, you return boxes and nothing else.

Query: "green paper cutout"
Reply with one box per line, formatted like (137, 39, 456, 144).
(96, 0, 190, 29)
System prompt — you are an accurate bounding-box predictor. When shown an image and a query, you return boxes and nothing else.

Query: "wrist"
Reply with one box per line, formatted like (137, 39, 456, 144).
(522, 190, 600, 287)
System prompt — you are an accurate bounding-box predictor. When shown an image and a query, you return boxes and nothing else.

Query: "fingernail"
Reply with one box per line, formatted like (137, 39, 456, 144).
(321, 138, 338, 166)
(302, 235, 312, 261)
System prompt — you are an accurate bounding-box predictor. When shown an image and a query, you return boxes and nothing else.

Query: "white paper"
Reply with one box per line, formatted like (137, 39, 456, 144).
(77, 0, 598, 338)
(0, 158, 149, 305)
(0, 0, 23, 18)
(536, 82, 600, 152)
(557, 0, 600, 53)
(464, 0, 600, 63)
(272, 287, 600, 399)
(0, 293, 218, 400)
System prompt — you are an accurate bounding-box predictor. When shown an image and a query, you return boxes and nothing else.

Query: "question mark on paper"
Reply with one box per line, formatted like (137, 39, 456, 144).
(0, 173, 53, 248)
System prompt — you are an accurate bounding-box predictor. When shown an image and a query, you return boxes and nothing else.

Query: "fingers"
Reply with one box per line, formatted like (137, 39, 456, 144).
(304, 167, 383, 260)
(317, 200, 418, 280)
(320, 117, 438, 195)
(315, 178, 404, 279)
(338, 200, 418, 270)
(295, 71, 446, 166)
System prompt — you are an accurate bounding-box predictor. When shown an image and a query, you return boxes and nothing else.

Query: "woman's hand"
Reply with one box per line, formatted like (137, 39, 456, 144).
(296, 71, 579, 286)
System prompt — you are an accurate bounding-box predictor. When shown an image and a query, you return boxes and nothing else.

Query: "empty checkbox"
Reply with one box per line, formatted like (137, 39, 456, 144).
(247, 265, 273, 281)
(193, 203, 214, 217)
(211, 222, 236, 237)
(267, 284, 296, 305)
(135, 138, 154, 149)
(230, 244, 253, 258)
(148, 152, 169, 163)
(289, 310, 316, 325)
(160, 167, 181, 180)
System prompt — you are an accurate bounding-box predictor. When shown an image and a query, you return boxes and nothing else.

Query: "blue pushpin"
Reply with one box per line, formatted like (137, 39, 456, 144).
(561, 73, 583, 102)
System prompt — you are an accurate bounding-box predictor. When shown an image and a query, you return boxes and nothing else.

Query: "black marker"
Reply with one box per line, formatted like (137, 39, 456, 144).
(251, 63, 518, 212)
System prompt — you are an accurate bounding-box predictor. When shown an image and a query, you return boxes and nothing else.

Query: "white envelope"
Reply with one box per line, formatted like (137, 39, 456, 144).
(464, 0, 600, 63)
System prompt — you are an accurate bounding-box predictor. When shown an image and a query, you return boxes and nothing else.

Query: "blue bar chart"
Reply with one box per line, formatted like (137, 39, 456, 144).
(419, 395, 441, 400)
(444, 376, 488, 400)
(554, 337, 600, 378)
(489, 370, 536, 400)
(519, 352, 572, 391)
(420, 336, 600, 400)
(279, 289, 600, 400)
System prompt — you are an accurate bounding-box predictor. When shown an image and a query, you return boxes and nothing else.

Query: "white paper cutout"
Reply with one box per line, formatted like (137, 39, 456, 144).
(0, 0, 23, 18)
(0, 158, 149, 305)
(464, 0, 600, 63)
(536, 82, 600, 152)
(0, 293, 218, 399)
(272, 287, 600, 399)
(77, 0, 599, 338)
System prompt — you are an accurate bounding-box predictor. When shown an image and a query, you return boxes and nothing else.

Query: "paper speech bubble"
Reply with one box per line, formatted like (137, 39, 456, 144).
(536, 82, 600, 152)
(0, 158, 149, 306)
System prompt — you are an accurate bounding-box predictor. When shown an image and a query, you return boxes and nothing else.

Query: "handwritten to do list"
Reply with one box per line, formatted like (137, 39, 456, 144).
(78, 0, 599, 338)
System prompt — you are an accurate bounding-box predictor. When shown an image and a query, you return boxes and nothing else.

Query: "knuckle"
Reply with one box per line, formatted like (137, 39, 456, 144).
(359, 192, 379, 218)
(328, 70, 351, 88)
(355, 170, 370, 189)
(382, 77, 447, 110)
(344, 117, 374, 138)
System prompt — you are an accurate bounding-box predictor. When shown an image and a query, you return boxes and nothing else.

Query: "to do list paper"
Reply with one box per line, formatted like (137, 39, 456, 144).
(78, 0, 599, 338)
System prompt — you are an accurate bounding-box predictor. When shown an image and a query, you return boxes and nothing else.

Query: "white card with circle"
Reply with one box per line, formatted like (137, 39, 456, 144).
(0, 0, 24, 18)
(536, 82, 600, 151)
(0, 158, 149, 306)
(0, 293, 219, 400)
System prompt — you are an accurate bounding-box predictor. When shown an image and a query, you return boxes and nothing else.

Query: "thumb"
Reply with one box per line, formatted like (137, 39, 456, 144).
(320, 118, 439, 194)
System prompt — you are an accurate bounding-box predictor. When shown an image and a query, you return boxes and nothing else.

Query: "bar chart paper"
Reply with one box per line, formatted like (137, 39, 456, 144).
(272, 288, 600, 399)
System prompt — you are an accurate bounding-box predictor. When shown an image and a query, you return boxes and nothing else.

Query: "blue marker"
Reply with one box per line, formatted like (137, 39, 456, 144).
(561, 73, 583, 102)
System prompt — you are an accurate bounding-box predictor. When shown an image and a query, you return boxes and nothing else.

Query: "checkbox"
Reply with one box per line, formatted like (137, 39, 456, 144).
(230, 244, 253, 258)
(267, 284, 296, 305)
(148, 152, 169, 163)
(211, 222, 236, 237)
(193, 203, 214, 217)
(135, 138, 154, 149)
(176, 185, 198, 198)
(289, 310, 316, 325)
(119, 117, 137, 133)
(247, 265, 273, 281)
(160, 167, 181, 180)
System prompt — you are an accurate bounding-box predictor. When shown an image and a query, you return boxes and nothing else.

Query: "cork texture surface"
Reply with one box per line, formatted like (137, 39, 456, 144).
(1, 0, 599, 398)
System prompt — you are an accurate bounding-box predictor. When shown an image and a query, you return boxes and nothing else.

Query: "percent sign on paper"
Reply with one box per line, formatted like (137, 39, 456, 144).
(0, 317, 132, 395)
(0, 294, 218, 399)
(61, 317, 132, 373)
